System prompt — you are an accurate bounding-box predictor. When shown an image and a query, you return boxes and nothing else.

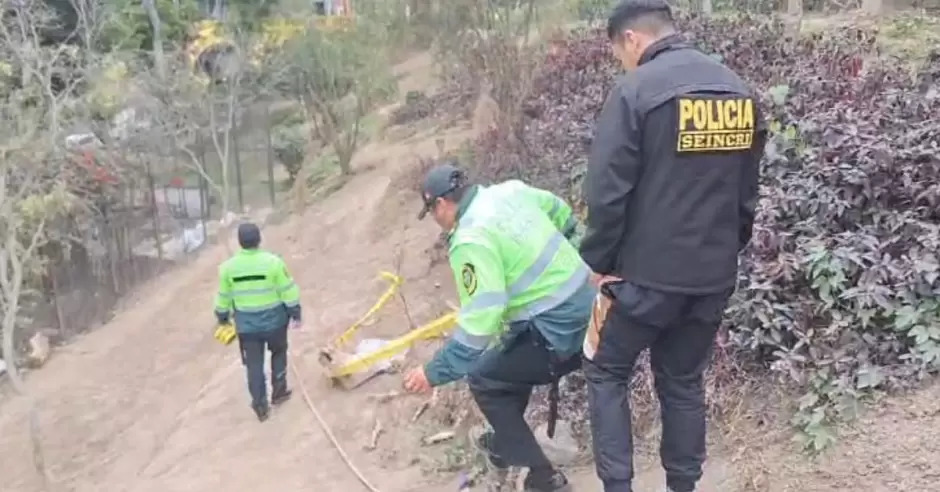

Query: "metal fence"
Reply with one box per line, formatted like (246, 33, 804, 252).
(24, 109, 286, 340)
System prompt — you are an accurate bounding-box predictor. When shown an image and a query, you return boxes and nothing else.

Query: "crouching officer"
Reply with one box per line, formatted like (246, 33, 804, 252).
(579, 1, 767, 491)
(214, 223, 303, 422)
(402, 163, 594, 492)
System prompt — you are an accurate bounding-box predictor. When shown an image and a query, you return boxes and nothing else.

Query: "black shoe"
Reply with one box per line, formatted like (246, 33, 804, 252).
(252, 402, 270, 422)
(523, 469, 572, 492)
(272, 388, 293, 406)
(474, 430, 508, 470)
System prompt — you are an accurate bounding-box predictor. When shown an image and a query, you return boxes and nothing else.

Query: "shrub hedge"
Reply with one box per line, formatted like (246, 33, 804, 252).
(466, 13, 940, 450)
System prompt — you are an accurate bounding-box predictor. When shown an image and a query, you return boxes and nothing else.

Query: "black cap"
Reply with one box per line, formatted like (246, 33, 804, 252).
(237, 222, 261, 249)
(417, 162, 465, 220)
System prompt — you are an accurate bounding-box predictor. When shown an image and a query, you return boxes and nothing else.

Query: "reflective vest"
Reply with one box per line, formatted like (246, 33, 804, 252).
(448, 181, 590, 350)
(214, 249, 301, 333)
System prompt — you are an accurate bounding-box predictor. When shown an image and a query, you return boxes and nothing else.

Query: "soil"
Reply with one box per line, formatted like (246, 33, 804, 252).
(2, 52, 940, 492)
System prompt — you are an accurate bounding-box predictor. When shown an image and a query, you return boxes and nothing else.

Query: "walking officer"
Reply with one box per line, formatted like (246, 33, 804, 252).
(402, 162, 594, 492)
(579, 1, 766, 491)
(214, 223, 303, 422)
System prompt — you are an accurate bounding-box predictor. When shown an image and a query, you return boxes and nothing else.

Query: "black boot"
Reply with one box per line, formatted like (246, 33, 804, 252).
(252, 401, 270, 422)
(523, 469, 572, 492)
(475, 429, 508, 470)
(271, 387, 293, 406)
(474, 429, 509, 491)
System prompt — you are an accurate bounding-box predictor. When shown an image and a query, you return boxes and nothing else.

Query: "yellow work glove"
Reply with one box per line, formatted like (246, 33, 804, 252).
(213, 322, 237, 346)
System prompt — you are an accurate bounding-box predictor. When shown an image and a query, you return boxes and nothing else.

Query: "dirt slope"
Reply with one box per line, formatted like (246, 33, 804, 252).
(0, 113, 471, 492)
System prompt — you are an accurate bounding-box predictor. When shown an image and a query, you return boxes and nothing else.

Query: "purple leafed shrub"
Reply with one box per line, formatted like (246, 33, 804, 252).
(466, 14, 940, 448)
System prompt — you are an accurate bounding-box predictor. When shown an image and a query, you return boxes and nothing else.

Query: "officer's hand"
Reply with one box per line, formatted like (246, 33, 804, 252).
(590, 272, 622, 287)
(403, 366, 432, 393)
(289, 319, 302, 331)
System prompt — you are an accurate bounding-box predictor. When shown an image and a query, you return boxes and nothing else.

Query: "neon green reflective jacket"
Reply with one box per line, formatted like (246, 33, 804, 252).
(424, 181, 593, 386)
(214, 249, 302, 334)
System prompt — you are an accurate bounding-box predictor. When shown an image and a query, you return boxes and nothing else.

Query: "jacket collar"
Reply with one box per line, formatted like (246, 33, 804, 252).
(455, 185, 479, 222)
(638, 33, 689, 66)
(447, 185, 480, 242)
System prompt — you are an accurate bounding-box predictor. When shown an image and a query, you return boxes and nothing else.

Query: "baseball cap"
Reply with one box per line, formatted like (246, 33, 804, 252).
(417, 162, 465, 220)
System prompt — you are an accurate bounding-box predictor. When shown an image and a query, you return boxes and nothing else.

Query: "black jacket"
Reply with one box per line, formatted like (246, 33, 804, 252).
(579, 35, 766, 294)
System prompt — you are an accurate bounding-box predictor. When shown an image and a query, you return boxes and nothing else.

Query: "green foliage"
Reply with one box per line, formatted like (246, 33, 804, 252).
(98, 0, 202, 52)
(271, 120, 307, 186)
(275, 18, 397, 174)
(16, 181, 74, 224)
(226, 0, 276, 33)
(568, 0, 617, 23)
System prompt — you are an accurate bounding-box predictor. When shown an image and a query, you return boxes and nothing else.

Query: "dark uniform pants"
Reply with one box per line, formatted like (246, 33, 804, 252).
(238, 326, 289, 406)
(584, 282, 731, 492)
(468, 327, 581, 470)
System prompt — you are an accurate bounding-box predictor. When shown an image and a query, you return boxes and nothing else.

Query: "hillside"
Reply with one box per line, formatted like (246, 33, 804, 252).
(1, 21, 939, 491)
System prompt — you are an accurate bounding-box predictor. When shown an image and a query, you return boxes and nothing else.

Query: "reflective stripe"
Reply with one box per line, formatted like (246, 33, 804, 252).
(507, 265, 590, 322)
(453, 327, 492, 349)
(234, 301, 286, 313)
(218, 292, 233, 299)
(462, 291, 509, 314)
(508, 232, 565, 296)
(277, 282, 297, 293)
(283, 299, 300, 307)
(231, 287, 277, 296)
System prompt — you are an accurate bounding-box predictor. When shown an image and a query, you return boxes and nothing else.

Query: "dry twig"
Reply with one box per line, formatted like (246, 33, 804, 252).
(366, 418, 383, 451)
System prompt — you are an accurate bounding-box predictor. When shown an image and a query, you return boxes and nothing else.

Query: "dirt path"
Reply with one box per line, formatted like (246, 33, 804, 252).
(0, 109, 470, 491)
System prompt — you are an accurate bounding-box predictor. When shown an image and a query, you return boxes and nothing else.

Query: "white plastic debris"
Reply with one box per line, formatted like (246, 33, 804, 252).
(181, 224, 207, 253)
(354, 338, 406, 373)
(0, 358, 7, 377)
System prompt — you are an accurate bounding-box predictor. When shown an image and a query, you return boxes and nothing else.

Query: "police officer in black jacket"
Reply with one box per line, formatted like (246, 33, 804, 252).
(579, 1, 766, 491)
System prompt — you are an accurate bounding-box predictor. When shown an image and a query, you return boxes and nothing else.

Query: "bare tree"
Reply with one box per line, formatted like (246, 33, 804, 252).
(141, 34, 256, 246)
(425, 0, 551, 156)
(0, 101, 74, 489)
(276, 20, 396, 175)
(0, 1, 88, 138)
(0, 155, 68, 491)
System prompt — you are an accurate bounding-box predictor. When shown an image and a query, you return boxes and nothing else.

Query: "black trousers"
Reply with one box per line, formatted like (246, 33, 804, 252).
(584, 282, 731, 492)
(237, 326, 289, 407)
(467, 327, 581, 470)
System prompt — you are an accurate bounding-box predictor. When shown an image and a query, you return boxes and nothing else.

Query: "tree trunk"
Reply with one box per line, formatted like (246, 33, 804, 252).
(702, 0, 713, 15)
(787, 0, 803, 16)
(142, 0, 167, 80)
(1, 237, 53, 490)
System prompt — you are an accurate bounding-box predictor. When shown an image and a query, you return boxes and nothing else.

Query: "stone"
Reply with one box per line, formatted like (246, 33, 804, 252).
(534, 419, 581, 466)
(26, 332, 51, 368)
(0, 357, 6, 377)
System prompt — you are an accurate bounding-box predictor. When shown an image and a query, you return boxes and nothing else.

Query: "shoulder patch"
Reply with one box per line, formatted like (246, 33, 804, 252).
(676, 97, 755, 153)
(461, 263, 478, 296)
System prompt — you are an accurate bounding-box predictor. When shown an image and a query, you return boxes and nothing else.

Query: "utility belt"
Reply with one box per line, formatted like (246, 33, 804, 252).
(503, 322, 569, 439)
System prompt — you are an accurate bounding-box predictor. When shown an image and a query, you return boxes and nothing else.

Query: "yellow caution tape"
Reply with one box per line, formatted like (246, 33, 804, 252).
(330, 312, 457, 377)
(214, 322, 237, 345)
(332, 271, 403, 348)
(322, 270, 459, 380)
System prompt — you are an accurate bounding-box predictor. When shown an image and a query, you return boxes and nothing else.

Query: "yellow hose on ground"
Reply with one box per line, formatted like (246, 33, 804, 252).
(289, 356, 383, 492)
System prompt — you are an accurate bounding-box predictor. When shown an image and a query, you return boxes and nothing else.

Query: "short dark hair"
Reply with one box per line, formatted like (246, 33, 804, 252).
(607, 0, 674, 40)
(237, 222, 261, 249)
